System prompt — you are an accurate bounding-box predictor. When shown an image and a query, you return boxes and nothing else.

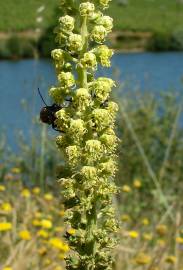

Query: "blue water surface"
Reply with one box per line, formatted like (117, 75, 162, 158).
(0, 52, 183, 149)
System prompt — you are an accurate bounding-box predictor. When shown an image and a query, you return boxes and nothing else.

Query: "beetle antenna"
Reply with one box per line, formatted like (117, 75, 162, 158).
(38, 88, 48, 106)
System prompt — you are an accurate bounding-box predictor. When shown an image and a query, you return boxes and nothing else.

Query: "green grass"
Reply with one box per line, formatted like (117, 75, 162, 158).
(109, 0, 183, 32)
(1, 0, 183, 33)
(0, 0, 57, 31)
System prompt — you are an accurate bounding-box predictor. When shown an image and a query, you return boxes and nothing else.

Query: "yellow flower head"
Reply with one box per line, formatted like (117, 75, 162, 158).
(133, 179, 142, 188)
(165, 255, 176, 264)
(49, 237, 69, 252)
(11, 167, 21, 174)
(2, 267, 13, 270)
(156, 224, 167, 236)
(67, 228, 76, 235)
(157, 239, 166, 247)
(1, 202, 12, 213)
(134, 253, 151, 265)
(37, 229, 49, 239)
(0, 222, 12, 232)
(176, 236, 183, 244)
(21, 188, 31, 198)
(59, 210, 65, 217)
(41, 219, 52, 229)
(0, 185, 6, 191)
(122, 185, 131, 193)
(143, 233, 153, 241)
(44, 193, 53, 201)
(141, 218, 149, 226)
(128, 230, 139, 239)
(32, 187, 41, 195)
(32, 219, 41, 227)
(19, 230, 31, 240)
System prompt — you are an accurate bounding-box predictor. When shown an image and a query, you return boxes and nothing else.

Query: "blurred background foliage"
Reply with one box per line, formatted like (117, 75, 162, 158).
(1, 1, 183, 269)
(1, 0, 183, 59)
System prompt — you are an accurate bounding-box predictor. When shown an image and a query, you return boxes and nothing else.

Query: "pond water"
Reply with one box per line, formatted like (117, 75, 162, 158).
(0, 52, 183, 149)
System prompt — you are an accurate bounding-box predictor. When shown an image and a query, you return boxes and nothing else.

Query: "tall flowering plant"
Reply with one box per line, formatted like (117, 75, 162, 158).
(49, 0, 119, 269)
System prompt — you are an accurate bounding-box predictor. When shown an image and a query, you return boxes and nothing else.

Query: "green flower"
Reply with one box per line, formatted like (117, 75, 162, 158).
(58, 72, 75, 88)
(48, 0, 118, 268)
(91, 25, 107, 43)
(79, 2, 95, 17)
(97, 16, 113, 33)
(65, 145, 81, 167)
(51, 49, 64, 61)
(89, 77, 115, 102)
(68, 34, 83, 53)
(99, 0, 112, 9)
(94, 45, 113, 67)
(59, 15, 75, 32)
(74, 88, 91, 111)
(92, 108, 112, 131)
(80, 52, 97, 70)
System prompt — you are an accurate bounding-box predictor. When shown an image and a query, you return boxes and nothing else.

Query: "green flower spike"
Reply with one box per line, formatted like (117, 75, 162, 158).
(48, 1, 119, 269)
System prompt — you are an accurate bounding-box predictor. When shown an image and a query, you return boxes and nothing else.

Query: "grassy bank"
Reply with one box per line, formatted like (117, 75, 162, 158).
(1, 0, 183, 32)
(1, 0, 183, 56)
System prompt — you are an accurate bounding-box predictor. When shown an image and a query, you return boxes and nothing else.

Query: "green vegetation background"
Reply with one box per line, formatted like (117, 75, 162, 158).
(0, 0, 183, 32)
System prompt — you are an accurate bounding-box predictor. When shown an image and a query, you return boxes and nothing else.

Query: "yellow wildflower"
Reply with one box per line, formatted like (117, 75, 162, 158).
(0, 185, 6, 191)
(37, 229, 49, 239)
(127, 230, 139, 239)
(122, 185, 131, 193)
(134, 253, 151, 265)
(157, 239, 166, 247)
(133, 179, 142, 188)
(44, 193, 53, 201)
(21, 188, 31, 198)
(41, 219, 52, 229)
(143, 233, 153, 241)
(67, 228, 76, 235)
(1, 202, 12, 213)
(176, 236, 183, 244)
(19, 230, 31, 240)
(59, 210, 65, 216)
(165, 255, 176, 264)
(11, 167, 21, 174)
(0, 222, 12, 232)
(156, 224, 167, 236)
(32, 219, 41, 227)
(2, 267, 13, 270)
(49, 237, 69, 252)
(32, 187, 41, 195)
(141, 218, 149, 226)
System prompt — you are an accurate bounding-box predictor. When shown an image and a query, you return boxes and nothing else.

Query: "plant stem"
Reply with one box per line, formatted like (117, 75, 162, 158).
(78, 16, 88, 88)
(79, 15, 97, 269)
(40, 124, 46, 190)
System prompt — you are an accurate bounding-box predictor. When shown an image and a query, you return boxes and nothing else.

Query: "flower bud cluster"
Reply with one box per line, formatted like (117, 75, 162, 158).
(48, 1, 118, 269)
